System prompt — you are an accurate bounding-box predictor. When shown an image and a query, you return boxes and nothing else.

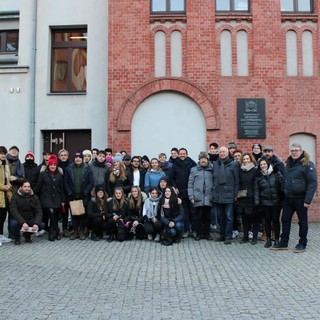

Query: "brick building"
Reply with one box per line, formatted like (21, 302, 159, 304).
(108, 0, 319, 219)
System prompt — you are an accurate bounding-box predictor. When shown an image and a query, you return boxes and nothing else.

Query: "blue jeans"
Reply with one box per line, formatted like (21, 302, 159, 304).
(280, 198, 308, 247)
(181, 198, 196, 232)
(166, 222, 184, 238)
(215, 203, 233, 240)
(10, 218, 45, 239)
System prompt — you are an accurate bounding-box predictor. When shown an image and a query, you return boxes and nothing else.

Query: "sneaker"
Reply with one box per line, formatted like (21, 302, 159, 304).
(35, 229, 46, 237)
(192, 231, 197, 238)
(271, 243, 288, 250)
(147, 234, 153, 241)
(248, 231, 253, 240)
(182, 231, 189, 238)
(154, 234, 161, 242)
(232, 230, 239, 239)
(161, 240, 173, 246)
(293, 244, 306, 253)
(0, 235, 12, 243)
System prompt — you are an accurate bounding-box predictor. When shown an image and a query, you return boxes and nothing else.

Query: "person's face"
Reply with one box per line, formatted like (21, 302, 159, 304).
(252, 146, 261, 155)
(106, 162, 112, 168)
(164, 188, 172, 198)
(83, 154, 91, 163)
(49, 163, 57, 171)
(9, 148, 19, 157)
(159, 155, 166, 163)
(210, 146, 217, 154)
(97, 153, 106, 163)
(142, 161, 150, 169)
(242, 155, 251, 165)
(259, 160, 268, 172)
(219, 147, 229, 160)
(263, 149, 273, 159)
(131, 188, 139, 198)
(178, 150, 187, 161)
(113, 161, 120, 169)
(123, 159, 131, 166)
(106, 151, 112, 157)
(75, 157, 83, 165)
(228, 148, 236, 155)
(151, 159, 159, 170)
(43, 154, 50, 162)
(159, 180, 167, 189)
(290, 146, 303, 160)
(121, 151, 127, 157)
(21, 182, 31, 193)
(171, 150, 178, 159)
(115, 189, 123, 200)
(131, 158, 140, 168)
(59, 152, 68, 161)
(233, 152, 242, 163)
(92, 150, 98, 158)
(199, 157, 208, 167)
(150, 189, 158, 199)
(97, 190, 104, 199)
(0, 152, 6, 161)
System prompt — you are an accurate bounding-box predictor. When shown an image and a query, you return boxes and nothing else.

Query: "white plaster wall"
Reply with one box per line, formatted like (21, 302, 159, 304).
(34, 0, 108, 157)
(131, 92, 206, 161)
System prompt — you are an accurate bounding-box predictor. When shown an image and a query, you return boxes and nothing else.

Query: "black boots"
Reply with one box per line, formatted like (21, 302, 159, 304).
(264, 238, 272, 248)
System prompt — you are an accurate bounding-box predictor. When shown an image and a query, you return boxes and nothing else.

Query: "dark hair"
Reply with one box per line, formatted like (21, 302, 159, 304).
(171, 147, 179, 153)
(91, 148, 99, 153)
(178, 147, 188, 154)
(21, 179, 32, 187)
(209, 142, 219, 149)
(0, 146, 8, 154)
(98, 150, 106, 156)
(105, 147, 113, 153)
(258, 157, 271, 169)
(159, 186, 179, 212)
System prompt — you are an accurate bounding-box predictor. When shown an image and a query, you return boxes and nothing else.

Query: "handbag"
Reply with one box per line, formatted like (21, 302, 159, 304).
(237, 189, 248, 199)
(69, 199, 85, 216)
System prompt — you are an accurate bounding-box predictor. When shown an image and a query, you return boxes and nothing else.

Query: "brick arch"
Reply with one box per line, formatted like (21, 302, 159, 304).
(117, 78, 219, 131)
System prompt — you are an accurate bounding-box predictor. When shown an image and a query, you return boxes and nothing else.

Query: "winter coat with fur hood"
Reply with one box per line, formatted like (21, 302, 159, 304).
(0, 159, 13, 207)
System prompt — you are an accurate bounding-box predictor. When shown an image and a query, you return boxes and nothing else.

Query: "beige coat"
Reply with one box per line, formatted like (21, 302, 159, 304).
(0, 160, 13, 208)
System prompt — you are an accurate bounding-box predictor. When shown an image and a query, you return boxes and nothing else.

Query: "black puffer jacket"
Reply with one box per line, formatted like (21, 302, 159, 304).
(237, 165, 256, 209)
(34, 170, 66, 208)
(10, 188, 43, 226)
(283, 151, 317, 204)
(254, 169, 283, 206)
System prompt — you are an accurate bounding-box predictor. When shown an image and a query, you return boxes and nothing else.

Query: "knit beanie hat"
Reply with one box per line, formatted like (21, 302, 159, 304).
(141, 155, 150, 163)
(106, 156, 113, 164)
(48, 155, 58, 166)
(25, 152, 35, 161)
(198, 151, 209, 160)
(113, 154, 122, 163)
(74, 151, 83, 160)
(95, 184, 105, 193)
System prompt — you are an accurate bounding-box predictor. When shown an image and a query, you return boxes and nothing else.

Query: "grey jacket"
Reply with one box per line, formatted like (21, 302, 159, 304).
(212, 157, 240, 204)
(188, 162, 213, 207)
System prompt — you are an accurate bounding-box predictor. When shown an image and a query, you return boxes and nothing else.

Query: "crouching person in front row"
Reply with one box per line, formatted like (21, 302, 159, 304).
(10, 179, 44, 245)
(158, 186, 184, 246)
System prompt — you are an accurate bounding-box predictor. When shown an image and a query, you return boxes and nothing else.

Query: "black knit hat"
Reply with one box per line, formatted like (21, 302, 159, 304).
(95, 184, 105, 193)
(141, 155, 150, 163)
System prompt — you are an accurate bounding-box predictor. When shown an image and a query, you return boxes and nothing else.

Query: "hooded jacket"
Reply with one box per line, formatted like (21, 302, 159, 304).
(0, 159, 13, 207)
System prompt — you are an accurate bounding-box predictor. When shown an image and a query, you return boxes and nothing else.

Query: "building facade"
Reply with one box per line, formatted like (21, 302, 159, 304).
(108, 0, 319, 219)
(0, 0, 108, 158)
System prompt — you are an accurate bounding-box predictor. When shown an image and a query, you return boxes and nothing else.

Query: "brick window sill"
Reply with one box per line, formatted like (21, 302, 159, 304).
(149, 14, 187, 23)
(281, 14, 317, 22)
(215, 14, 252, 23)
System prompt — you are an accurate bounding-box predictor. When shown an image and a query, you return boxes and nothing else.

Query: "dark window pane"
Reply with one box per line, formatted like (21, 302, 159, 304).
(170, 0, 185, 11)
(52, 48, 68, 92)
(216, 0, 230, 11)
(6, 32, 19, 52)
(71, 48, 87, 91)
(281, 0, 294, 11)
(152, 0, 166, 12)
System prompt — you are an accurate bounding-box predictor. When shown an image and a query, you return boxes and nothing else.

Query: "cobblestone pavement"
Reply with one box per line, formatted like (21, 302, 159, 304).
(1, 223, 320, 320)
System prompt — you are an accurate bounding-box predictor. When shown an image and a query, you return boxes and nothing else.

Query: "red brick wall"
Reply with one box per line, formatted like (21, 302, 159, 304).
(108, 1, 319, 220)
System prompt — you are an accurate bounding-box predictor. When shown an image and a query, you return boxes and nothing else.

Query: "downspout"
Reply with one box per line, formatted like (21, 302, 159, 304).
(30, 0, 38, 152)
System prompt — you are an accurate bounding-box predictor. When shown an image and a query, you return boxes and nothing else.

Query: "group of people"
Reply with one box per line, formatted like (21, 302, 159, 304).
(0, 141, 317, 251)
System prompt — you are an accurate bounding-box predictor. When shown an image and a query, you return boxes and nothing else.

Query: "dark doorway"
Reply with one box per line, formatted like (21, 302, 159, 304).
(42, 130, 91, 156)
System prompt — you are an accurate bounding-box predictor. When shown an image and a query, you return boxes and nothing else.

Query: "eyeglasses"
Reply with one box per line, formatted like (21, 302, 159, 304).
(290, 149, 301, 153)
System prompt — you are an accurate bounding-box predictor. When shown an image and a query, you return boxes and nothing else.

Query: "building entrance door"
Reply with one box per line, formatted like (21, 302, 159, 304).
(42, 130, 91, 156)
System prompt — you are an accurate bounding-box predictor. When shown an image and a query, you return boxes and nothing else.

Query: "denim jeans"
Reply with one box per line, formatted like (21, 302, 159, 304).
(215, 203, 233, 240)
(280, 198, 308, 246)
(181, 198, 196, 232)
(166, 222, 184, 238)
(10, 218, 45, 239)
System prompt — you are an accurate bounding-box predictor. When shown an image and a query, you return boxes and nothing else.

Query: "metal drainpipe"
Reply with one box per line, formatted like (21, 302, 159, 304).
(30, 0, 38, 152)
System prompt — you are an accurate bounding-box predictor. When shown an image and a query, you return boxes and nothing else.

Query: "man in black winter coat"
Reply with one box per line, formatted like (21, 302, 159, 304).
(272, 143, 317, 253)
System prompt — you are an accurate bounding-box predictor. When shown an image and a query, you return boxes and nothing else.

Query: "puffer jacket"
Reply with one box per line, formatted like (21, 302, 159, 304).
(212, 157, 240, 204)
(10, 188, 43, 226)
(283, 151, 317, 204)
(237, 165, 256, 209)
(188, 162, 213, 207)
(254, 168, 283, 206)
